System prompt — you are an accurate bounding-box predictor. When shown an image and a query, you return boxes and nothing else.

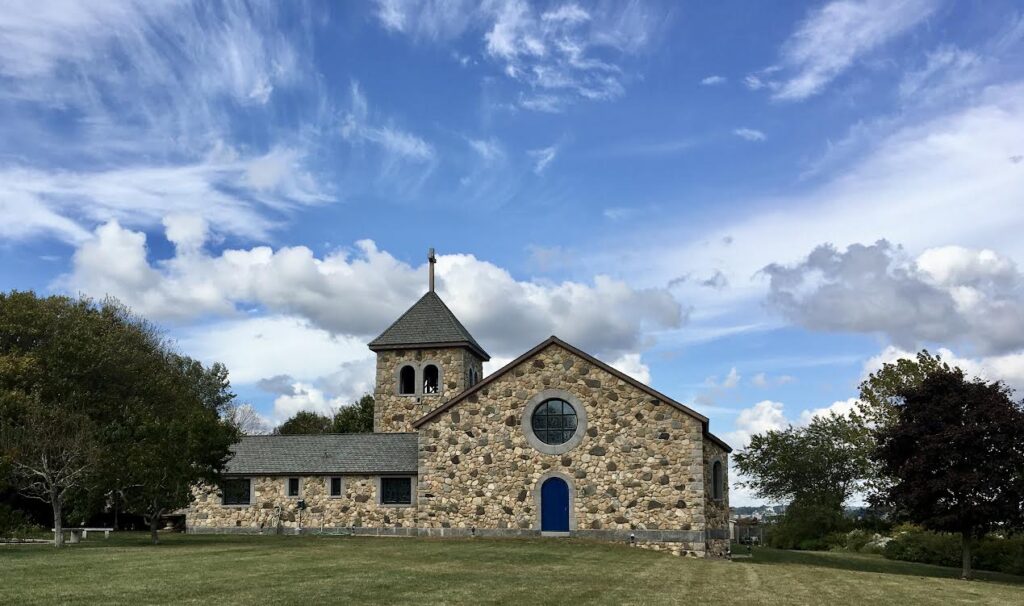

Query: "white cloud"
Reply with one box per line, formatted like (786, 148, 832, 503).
(0, 146, 329, 244)
(468, 138, 504, 162)
(701, 75, 726, 86)
(609, 353, 651, 385)
(529, 145, 558, 174)
(864, 345, 1024, 394)
(770, 0, 939, 100)
(270, 382, 346, 425)
(722, 367, 741, 389)
(177, 315, 372, 386)
(762, 241, 1024, 355)
(725, 400, 787, 448)
(752, 373, 796, 388)
(733, 128, 766, 142)
(899, 45, 988, 103)
(373, 0, 664, 110)
(615, 82, 1024, 323)
(62, 221, 684, 364)
(798, 397, 861, 425)
(341, 81, 435, 162)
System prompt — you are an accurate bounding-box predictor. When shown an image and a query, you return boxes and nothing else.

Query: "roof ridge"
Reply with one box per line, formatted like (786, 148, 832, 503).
(412, 336, 709, 429)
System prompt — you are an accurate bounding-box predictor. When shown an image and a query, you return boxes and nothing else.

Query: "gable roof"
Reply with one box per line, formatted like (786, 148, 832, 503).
(413, 336, 712, 427)
(223, 433, 418, 475)
(368, 291, 490, 360)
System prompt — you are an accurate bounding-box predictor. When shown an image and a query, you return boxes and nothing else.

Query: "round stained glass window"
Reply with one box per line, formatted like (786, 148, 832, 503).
(530, 398, 578, 445)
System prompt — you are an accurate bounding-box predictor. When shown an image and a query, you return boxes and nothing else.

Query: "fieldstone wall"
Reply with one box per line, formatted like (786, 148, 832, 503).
(374, 347, 483, 433)
(415, 343, 711, 554)
(703, 437, 730, 557)
(187, 475, 417, 532)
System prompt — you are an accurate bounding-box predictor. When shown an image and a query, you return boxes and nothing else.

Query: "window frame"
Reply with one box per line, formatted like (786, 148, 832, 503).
(377, 476, 415, 507)
(327, 476, 344, 498)
(521, 389, 588, 456)
(398, 365, 417, 396)
(220, 477, 252, 507)
(422, 364, 440, 394)
(286, 477, 302, 498)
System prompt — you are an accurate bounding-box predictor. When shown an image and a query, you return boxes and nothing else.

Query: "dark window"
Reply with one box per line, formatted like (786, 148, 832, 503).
(288, 477, 300, 497)
(221, 478, 251, 505)
(381, 477, 412, 505)
(712, 461, 723, 500)
(423, 365, 439, 394)
(531, 399, 578, 445)
(399, 365, 416, 395)
(330, 477, 342, 497)
(469, 368, 479, 387)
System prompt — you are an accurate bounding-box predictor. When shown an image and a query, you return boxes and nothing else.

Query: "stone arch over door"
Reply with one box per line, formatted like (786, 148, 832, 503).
(533, 471, 576, 534)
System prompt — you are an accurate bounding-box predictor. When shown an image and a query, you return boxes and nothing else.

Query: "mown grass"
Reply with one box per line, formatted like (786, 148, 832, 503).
(2, 534, 1021, 605)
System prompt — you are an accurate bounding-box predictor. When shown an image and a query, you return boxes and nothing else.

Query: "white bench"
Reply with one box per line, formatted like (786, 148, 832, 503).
(51, 527, 114, 543)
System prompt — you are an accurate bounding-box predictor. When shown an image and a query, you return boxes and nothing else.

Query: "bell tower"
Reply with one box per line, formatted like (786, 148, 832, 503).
(368, 249, 489, 433)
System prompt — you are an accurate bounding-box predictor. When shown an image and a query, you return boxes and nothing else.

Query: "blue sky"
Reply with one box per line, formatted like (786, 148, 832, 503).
(2, 1, 1024, 504)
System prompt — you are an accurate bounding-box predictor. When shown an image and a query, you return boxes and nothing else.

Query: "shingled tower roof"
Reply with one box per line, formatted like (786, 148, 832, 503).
(368, 291, 490, 360)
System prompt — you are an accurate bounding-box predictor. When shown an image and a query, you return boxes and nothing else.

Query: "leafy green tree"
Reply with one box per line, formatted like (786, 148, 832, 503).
(857, 349, 950, 430)
(332, 395, 374, 433)
(734, 413, 873, 511)
(275, 410, 333, 435)
(0, 292, 160, 546)
(119, 355, 239, 544)
(875, 367, 1024, 579)
(0, 292, 241, 546)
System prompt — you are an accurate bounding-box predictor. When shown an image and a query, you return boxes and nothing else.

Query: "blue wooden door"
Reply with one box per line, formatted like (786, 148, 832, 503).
(541, 477, 570, 532)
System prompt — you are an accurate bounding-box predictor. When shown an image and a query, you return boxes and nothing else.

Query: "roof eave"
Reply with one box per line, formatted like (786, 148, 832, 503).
(368, 339, 491, 361)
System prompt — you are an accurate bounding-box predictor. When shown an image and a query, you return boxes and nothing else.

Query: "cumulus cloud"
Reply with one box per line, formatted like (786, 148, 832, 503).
(762, 240, 1024, 355)
(725, 400, 787, 448)
(798, 397, 861, 425)
(768, 0, 939, 101)
(865, 345, 1024, 394)
(64, 221, 684, 364)
(609, 353, 651, 385)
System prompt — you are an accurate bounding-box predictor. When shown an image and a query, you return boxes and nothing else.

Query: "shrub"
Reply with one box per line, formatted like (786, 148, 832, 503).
(0, 504, 31, 539)
(766, 501, 853, 550)
(884, 527, 1024, 575)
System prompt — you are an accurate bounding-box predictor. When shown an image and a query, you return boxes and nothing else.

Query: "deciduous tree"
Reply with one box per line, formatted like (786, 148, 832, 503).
(875, 367, 1024, 579)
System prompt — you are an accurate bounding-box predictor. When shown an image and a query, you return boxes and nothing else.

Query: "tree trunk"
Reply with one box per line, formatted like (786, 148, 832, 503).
(961, 532, 972, 580)
(149, 511, 162, 545)
(52, 494, 64, 548)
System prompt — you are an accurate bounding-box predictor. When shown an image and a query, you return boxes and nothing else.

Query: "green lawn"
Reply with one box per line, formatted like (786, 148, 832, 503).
(2, 534, 1021, 605)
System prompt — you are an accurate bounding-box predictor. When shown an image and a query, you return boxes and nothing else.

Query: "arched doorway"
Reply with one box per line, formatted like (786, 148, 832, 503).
(540, 477, 570, 532)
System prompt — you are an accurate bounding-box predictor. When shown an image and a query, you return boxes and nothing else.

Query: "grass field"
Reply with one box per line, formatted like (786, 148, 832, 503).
(2, 534, 1022, 605)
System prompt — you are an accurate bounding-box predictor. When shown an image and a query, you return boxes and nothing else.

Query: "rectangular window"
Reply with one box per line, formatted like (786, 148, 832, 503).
(329, 477, 343, 497)
(221, 478, 251, 505)
(380, 477, 412, 505)
(287, 477, 300, 497)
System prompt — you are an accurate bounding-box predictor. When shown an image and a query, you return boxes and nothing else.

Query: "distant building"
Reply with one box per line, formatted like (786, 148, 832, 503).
(188, 251, 731, 556)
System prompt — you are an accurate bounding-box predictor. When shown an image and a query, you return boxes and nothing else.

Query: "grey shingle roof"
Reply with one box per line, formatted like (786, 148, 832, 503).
(223, 433, 418, 475)
(368, 291, 490, 360)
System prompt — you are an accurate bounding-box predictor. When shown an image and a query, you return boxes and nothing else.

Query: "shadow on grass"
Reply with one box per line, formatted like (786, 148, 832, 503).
(735, 544, 1024, 585)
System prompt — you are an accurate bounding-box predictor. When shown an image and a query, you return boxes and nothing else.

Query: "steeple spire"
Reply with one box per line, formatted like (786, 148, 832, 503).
(428, 248, 436, 292)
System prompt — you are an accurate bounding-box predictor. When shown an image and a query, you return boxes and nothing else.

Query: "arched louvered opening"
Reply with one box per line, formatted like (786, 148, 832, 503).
(399, 365, 416, 395)
(423, 364, 439, 394)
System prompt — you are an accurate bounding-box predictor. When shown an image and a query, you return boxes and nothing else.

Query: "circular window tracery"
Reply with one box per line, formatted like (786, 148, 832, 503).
(521, 389, 588, 455)
(530, 399, 578, 445)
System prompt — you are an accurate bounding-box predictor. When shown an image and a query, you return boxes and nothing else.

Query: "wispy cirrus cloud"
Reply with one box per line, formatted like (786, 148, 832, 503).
(733, 128, 766, 142)
(0, 1, 331, 243)
(341, 81, 436, 162)
(753, 0, 940, 101)
(528, 145, 558, 174)
(372, 0, 667, 111)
